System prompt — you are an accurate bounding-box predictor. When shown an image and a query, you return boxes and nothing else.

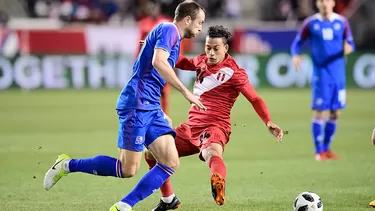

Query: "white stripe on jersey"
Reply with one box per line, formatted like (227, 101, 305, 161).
(194, 67, 234, 99)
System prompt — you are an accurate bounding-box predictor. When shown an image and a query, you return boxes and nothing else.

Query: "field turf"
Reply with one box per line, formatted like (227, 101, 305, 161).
(0, 89, 374, 211)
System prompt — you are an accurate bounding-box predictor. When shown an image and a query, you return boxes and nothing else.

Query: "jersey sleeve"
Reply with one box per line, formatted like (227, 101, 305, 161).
(231, 68, 250, 91)
(175, 55, 197, 71)
(231, 68, 271, 124)
(291, 18, 310, 56)
(154, 23, 179, 54)
(240, 82, 272, 124)
(343, 18, 356, 51)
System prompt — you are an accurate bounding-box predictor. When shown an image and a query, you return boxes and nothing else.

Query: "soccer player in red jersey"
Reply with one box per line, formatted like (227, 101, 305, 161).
(143, 25, 286, 210)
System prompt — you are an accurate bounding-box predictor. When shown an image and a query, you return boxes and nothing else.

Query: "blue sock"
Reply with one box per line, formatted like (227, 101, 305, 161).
(323, 118, 337, 151)
(68, 155, 123, 178)
(121, 162, 174, 207)
(312, 118, 324, 154)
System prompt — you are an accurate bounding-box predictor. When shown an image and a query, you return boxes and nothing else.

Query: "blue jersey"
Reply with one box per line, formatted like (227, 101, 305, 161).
(291, 13, 355, 85)
(116, 22, 182, 110)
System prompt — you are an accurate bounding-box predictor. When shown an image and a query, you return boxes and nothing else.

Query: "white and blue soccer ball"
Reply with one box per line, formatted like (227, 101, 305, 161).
(293, 191, 323, 211)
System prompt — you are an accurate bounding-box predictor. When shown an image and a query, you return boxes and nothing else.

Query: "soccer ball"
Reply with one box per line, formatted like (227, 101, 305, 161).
(293, 192, 323, 211)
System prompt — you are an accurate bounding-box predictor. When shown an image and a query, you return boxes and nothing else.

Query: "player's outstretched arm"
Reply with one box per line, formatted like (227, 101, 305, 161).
(291, 19, 310, 71)
(153, 48, 206, 110)
(343, 18, 355, 55)
(240, 82, 286, 142)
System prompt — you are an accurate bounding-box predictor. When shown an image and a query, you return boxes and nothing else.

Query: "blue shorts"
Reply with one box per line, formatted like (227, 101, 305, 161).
(311, 83, 346, 111)
(117, 109, 176, 152)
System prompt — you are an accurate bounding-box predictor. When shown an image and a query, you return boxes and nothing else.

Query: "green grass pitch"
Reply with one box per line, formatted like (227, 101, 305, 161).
(0, 88, 374, 211)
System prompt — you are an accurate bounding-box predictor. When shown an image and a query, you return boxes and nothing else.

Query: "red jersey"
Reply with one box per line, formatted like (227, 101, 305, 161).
(136, 15, 172, 56)
(176, 54, 271, 132)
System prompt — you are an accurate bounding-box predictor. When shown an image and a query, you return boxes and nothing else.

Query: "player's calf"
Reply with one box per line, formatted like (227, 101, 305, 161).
(311, 111, 325, 159)
(148, 134, 180, 170)
(322, 110, 340, 159)
(201, 143, 227, 205)
(145, 149, 180, 211)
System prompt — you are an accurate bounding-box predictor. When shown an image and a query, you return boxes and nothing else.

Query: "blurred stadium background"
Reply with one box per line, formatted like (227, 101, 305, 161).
(0, 0, 375, 211)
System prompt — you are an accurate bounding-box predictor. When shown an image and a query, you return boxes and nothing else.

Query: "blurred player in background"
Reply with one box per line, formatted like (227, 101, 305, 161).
(137, 0, 173, 115)
(142, 25, 286, 210)
(291, 0, 355, 161)
(43, 1, 206, 211)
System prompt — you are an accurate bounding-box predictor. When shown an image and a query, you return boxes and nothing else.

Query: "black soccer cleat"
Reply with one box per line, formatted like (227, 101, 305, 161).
(151, 196, 181, 211)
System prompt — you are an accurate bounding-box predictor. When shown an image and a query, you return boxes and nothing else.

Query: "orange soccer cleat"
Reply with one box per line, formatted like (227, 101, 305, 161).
(369, 199, 375, 207)
(211, 173, 226, 206)
(324, 149, 340, 160)
(315, 152, 329, 161)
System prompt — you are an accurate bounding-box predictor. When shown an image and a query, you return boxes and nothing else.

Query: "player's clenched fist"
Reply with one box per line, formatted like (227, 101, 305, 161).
(266, 121, 287, 143)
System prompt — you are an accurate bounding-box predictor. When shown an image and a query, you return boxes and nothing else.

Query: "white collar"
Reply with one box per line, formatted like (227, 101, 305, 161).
(314, 13, 339, 22)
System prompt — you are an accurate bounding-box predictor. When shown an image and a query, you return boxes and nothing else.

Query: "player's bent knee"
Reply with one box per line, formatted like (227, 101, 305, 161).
(329, 110, 340, 119)
(121, 163, 140, 178)
(160, 155, 180, 171)
(148, 134, 180, 170)
(313, 110, 325, 119)
(201, 144, 223, 162)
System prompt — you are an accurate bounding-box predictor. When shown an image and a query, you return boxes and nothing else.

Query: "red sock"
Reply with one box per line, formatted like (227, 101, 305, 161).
(145, 156, 156, 170)
(145, 156, 174, 197)
(208, 156, 227, 179)
(160, 177, 174, 197)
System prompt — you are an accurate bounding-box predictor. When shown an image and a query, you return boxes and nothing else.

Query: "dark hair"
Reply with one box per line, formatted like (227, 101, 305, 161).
(174, 0, 205, 21)
(207, 25, 232, 44)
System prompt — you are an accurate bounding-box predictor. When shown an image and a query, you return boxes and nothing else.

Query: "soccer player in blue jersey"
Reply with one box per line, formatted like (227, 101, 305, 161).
(291, 0, 355, 161)
(43, 1, 206, 211)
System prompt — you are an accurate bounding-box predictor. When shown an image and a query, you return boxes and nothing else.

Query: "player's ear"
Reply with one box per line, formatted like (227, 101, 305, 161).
(224, 44, 229, 53)
(185, 15, 192, 25)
